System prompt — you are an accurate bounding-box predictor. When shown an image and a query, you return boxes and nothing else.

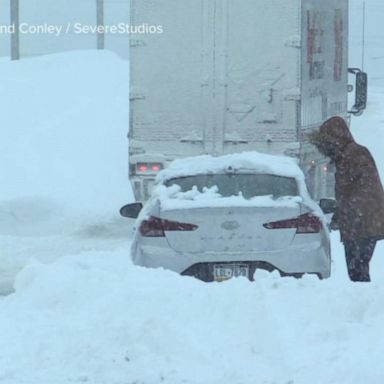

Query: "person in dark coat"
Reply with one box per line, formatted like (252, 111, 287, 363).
(310, 116, 384, 282)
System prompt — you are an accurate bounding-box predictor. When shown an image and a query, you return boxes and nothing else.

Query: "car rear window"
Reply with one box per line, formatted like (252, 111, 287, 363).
(164, 174, 299, 199)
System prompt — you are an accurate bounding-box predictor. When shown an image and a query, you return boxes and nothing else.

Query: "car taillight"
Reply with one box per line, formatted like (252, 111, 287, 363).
(263, 213, 322, 234)
(139, 216, 198, 237)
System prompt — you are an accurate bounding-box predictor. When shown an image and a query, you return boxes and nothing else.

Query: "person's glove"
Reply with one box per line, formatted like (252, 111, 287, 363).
(329, 211, 339, 231)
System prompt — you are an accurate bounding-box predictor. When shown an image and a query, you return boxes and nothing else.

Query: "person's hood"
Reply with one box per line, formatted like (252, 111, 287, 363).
(309, 117, 355, 159)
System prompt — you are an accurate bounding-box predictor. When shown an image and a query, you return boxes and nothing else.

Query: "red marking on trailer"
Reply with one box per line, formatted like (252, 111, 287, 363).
(334, 9, 343, 81)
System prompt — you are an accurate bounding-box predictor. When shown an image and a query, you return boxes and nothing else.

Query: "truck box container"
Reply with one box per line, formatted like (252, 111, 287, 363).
(128, 0, 350, 201)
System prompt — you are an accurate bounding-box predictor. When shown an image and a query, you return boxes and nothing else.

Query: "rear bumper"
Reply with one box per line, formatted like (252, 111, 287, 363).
(133, 241, 331, 279)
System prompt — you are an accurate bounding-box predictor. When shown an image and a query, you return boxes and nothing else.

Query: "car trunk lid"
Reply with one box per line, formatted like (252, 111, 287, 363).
(160, 202, 302, 253)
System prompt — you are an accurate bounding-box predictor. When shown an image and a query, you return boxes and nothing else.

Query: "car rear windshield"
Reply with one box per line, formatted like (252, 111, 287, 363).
(164, 174, 299, 199)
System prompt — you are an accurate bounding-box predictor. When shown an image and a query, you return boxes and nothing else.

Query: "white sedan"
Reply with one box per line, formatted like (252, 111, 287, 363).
(120, 152, 331, 282)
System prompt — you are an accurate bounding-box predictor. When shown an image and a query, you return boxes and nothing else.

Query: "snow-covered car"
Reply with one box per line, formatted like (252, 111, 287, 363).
(120, 152, 331, 282)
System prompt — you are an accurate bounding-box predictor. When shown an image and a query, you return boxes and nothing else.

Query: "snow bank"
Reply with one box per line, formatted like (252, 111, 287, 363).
(0, 51, 134, 293)
(1, 241, 384, 384)
(0, 50, 133, 230)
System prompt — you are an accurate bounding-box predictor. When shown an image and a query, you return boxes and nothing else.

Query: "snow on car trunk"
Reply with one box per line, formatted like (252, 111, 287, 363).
(151, 154, 318, 253)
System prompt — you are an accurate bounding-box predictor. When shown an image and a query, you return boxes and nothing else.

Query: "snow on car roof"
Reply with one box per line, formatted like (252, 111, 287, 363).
(156, 151, 305, 184)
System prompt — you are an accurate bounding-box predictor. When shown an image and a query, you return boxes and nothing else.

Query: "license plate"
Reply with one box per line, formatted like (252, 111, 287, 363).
(213, 264, 249, 282)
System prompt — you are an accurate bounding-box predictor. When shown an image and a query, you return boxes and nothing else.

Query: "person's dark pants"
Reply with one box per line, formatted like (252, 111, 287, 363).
(343, 239, 377, 282)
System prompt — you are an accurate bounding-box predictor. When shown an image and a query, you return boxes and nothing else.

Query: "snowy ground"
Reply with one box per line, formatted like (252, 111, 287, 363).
(0, 51, 133, 294)
(0, 242, 384, 384)
(1, 7, 384, 383)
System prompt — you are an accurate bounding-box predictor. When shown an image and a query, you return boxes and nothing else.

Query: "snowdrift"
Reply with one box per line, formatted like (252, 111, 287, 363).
(0, 50, 133, 230)
(1, 247, 384, 384)
(0, 51, 133, 293)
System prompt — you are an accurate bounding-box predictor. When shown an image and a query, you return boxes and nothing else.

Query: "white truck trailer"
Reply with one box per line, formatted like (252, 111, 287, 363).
(128, 0, 367, 201)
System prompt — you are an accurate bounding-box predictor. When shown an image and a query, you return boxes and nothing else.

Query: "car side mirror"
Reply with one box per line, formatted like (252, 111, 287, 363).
(319, 199, 338, 214)
(120, 203, 143, 218)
